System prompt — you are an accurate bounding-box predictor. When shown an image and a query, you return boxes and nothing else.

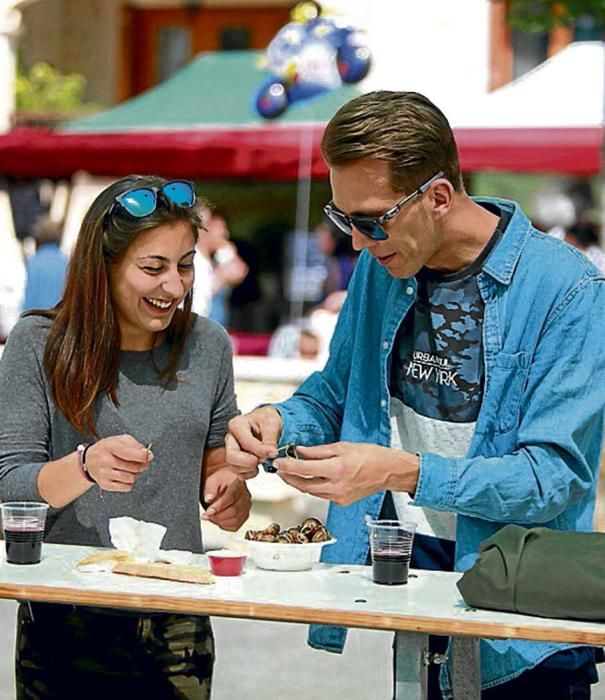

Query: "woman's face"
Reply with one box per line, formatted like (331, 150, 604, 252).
(109, 220, 196, 350)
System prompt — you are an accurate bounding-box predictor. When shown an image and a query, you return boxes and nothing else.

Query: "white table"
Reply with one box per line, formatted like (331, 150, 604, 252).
(0, 543, 604, 699)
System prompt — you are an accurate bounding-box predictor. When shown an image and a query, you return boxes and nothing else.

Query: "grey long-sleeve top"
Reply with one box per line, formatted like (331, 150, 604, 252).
(0, 314, 238, 552)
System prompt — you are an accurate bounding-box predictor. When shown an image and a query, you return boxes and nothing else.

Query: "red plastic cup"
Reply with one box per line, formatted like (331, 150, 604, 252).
(207, 550, 246, 576)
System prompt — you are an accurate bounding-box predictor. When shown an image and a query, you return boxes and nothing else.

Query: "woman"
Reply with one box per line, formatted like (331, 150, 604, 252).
(0, 175, 251, 698)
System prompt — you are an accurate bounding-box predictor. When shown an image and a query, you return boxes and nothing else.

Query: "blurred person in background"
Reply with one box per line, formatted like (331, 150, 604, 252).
(268, 290, 346, 363)
(227, 237, 263, 332)
(192, 206, 248, 327)
(22, 215, 69, 312)
(226, 91, 605, 699)
(0, 237, 25, 343)
(564, 222, 605, 275)
(0, 175, 250, 698)
(315, 217, 358, 298)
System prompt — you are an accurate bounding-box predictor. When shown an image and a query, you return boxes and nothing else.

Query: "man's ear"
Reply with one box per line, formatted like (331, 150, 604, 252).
(430, 179, 454, 219)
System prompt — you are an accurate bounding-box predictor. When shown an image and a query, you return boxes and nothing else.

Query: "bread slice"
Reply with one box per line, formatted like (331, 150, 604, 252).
(75, 549, 133, 568)
(112, 561, 214, 585)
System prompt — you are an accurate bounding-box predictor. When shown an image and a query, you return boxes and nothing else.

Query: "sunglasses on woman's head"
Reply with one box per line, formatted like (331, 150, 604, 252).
(103, 180, 196, 229)
(323, 170, 445, 241)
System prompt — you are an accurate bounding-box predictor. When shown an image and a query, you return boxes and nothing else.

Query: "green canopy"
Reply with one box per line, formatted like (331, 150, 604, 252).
(66, 50, 361, 133)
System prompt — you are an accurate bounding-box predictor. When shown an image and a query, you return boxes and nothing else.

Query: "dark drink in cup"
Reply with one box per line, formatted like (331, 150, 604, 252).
(367, 519, 416, 586)
(372, 552, 410, 585)
(5, 525, 44, 564)
(1, 502, 48, 565)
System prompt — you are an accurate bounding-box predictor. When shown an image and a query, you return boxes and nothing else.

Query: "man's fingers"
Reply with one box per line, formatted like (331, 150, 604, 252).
(295, 444, 340, 460)
(278, 472, 332, 499)
(275, 456, 338, 478)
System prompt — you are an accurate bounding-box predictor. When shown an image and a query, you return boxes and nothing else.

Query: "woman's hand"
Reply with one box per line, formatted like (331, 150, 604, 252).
(225, 406, 284, 480)
(202, 467, 251, 531)
(84, 435, 153, 492)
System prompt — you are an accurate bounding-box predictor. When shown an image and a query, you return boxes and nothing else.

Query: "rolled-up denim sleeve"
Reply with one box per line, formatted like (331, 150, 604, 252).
(273, 286, 356, 447)
(414, 276, 605, 524)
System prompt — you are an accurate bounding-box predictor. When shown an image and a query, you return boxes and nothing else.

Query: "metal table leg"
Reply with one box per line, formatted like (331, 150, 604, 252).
(393, 631, 428, 700)
(450, 636, 481, 699)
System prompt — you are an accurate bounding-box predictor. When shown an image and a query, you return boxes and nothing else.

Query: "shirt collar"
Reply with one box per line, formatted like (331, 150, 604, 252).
(472, 197, 532, 285)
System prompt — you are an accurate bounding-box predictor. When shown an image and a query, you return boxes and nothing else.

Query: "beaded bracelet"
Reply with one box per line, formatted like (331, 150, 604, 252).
(76, 443, 95, 483)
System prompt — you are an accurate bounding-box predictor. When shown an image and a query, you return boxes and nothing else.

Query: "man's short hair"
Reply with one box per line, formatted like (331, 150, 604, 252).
(321, 90, 463, 194)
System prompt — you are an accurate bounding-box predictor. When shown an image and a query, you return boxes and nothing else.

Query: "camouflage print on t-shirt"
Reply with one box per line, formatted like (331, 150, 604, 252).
(391, 270, 486, 423)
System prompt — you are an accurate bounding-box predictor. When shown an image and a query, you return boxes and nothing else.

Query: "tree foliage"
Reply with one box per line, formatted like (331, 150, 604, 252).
(507, 0, 605, 32)
(16, 61, 88, 115)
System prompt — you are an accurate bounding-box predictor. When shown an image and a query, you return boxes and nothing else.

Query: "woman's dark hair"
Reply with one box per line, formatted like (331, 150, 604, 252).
(25, 174, 201, 436)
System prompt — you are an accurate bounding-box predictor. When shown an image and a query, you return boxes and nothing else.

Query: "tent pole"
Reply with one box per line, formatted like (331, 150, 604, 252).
(290, 127, 314, 322)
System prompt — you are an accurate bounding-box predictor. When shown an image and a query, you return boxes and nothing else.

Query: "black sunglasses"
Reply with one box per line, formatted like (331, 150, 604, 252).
(103, 180, 196, 230)
(323, 171, 444, 241)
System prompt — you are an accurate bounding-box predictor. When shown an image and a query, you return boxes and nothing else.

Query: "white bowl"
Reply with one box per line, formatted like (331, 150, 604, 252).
(234, 536, 337, 571)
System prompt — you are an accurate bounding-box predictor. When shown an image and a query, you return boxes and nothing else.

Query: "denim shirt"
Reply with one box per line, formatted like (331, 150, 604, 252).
(274, 198, 605, 695)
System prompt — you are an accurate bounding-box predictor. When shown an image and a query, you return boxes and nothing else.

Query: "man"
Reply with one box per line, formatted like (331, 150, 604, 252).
(22, 215, 68, 312)
(226, 91, 605, 698)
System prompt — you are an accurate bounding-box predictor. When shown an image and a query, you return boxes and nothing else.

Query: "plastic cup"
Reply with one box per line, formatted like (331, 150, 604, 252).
(367, 519, 416, 585)
(1, 502, 49, 565)
(207, 550, 246, 577)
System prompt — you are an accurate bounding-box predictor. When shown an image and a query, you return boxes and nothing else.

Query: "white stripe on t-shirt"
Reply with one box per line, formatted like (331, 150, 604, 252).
(389, 397, 475, 541)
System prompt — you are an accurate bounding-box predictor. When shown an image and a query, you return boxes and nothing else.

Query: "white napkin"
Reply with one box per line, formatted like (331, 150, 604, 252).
(76, 517, 194, 573)
(109, 516, 192, 565)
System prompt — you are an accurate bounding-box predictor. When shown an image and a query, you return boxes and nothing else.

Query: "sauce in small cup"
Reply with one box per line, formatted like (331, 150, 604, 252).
(207, 550, 246, 576)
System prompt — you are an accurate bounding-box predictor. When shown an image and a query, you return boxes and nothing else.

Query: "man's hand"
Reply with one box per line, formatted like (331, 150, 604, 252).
(225, 406, 283, 480)
(275, 442, 420, 506)
(202, 467, 251, 531)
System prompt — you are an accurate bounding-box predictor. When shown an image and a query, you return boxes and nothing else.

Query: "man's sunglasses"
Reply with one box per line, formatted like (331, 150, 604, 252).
(323, 170, 445, 241)
(103, 180, 196, 228)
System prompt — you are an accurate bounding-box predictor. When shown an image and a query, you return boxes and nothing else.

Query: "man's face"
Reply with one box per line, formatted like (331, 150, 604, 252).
(330, 158, 444, 279)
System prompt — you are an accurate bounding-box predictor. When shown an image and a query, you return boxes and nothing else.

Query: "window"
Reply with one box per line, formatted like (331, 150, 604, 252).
(574, 15, 605, 41)
(511, 28, 548, 79)
(157, 26, 192, 83)
(219, 26, 251, 51)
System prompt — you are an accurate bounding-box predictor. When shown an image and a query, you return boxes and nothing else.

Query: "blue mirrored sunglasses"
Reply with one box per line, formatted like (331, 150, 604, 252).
(104, 180, 196, 229)
(323, 171, 444, 241)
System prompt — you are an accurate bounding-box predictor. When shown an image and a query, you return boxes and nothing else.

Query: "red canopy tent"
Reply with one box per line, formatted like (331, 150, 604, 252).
(0, 44, 602, 179)
(0, 124, 600, 179)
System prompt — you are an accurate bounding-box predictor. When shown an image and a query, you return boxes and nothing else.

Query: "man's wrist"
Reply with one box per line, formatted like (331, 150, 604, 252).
(384, 449, 420, 495)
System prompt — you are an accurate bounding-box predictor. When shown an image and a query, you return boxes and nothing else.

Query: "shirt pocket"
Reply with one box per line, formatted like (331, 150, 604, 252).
(487, 351, 530, 434)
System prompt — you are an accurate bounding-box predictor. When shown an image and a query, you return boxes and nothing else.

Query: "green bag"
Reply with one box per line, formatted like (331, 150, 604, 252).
(457, 524, 605, 620)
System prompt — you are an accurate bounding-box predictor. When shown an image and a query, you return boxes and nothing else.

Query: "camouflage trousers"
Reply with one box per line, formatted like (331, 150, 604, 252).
(16, 602, 214, 699)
